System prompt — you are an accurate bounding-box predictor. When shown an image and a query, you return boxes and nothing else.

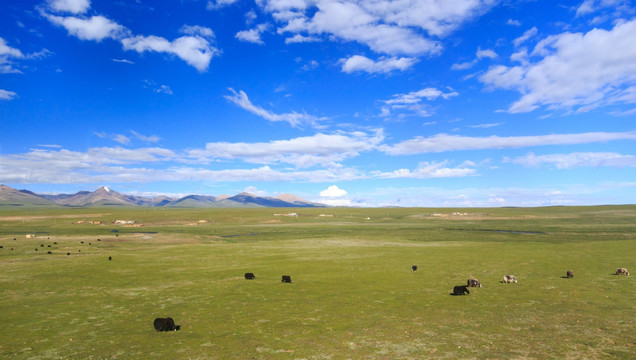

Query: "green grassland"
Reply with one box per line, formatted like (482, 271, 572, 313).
(0, 206, 634, 359)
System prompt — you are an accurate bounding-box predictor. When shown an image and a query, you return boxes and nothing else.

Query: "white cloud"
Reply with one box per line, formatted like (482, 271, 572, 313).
(476, 47, 497, 59)
(47, 0, 91, 14)
(224, 88, 324, 127)
(0, 40, 49, 74)
(1, 37, 25, 74)
(372, 161, 476, 179)
(143, 80, 173, 95)
(131, 131, 161, 143)
(206, 0, 240, 10)
(575, 0, 632, 18)
(451, 60, 475, 70)
(45, 14, 127, 41)
(285, 34, 321, 44)
(0, 89, 18, 100)
(384, 131, 636, 155)
(0, 37, 25, 58)
(43, 9, 218, 71)
(380, 87, 458, 117)
(301, 59, 319, 71)
(188, 130, 384, 168)
(505, 152, 636, 169)
(513, 27, 538, 47)
(468, 123, 502, 128)
(235, 24, 269, 44)
(319, 198, 353, 206)
(245, 10, 258, 25)
(260, 0, 495, 56)
(320, 185, 348, 197)
(180, 25, 215, 39)
(319, 185, 351, 205)
(121, 34, 219, 72)
(113, 135, 130, 145)
(112, 58, 134, 64)
(341, 55, 417, 74)
(480, 19, 636, 113)
(452, 47, 497, 70)
(507, 19, 521, 26)
(154, 84, 173, 95)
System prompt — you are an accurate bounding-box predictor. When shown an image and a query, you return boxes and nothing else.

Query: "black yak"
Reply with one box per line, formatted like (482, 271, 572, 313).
(244, 272, 255, 280)
(453, 285, 470, 295)
(153, 317, 180, 332)
(281, 275, 292, 283)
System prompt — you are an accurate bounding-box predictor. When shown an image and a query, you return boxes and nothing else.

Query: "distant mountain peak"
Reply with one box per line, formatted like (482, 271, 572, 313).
(0, 185, 325, 208)
(277, 193, 307, 203)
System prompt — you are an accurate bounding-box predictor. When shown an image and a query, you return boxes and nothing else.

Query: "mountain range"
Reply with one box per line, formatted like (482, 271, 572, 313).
(0, 185, 325, 208)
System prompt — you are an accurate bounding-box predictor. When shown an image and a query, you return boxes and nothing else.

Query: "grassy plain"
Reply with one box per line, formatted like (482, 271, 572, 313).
(0, 206, 634, 359)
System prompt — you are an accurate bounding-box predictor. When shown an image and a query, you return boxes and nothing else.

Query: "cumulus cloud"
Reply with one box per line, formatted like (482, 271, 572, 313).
(341, 55, 417, 74)
(480, 19, 636, 113)
(47, 0, 91, 14)
(285, 34, 321, 44)
(180, 25, 215, 39)
(224, 88, 325, 128)
(476, 47, 497, 59)
(380, 87, 458, 117)
(384, 131, 636, 155)
(0, 89, 18, 100)
(42, 7, 219, 71)
(319, 185, 351, 206)
(1, 37, 25, 74)
(259, 0, 495, 56)
(121, 34, 219, 72)
(45, 14, 127, 41)
(235, 23, 269, 44)
(575, 0, 633, 18)
(206, 0, 240, 10)
(505, 152, 636, 169)
(320, 185, 348, 197)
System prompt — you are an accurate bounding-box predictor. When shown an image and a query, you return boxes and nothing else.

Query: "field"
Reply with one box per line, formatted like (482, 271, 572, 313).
(0, 206, 634, 359)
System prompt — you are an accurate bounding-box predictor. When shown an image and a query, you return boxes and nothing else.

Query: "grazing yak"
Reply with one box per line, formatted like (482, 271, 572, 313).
(503, 275, 518, 283)
(153, 317, 180, 332)
(411, 265, 418, 272)
(467, 278, 482, 288)
(566, 270, 574, 278)
(108, 256, 112, 261)
(616, 268, 630, 276)
(281, 275, 292, 283)
(453, 285, 470, 295)
(244, 272, 255, 280)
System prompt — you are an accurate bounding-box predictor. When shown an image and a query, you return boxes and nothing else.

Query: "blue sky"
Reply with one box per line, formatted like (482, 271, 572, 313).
(1, 0, 635, 207)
